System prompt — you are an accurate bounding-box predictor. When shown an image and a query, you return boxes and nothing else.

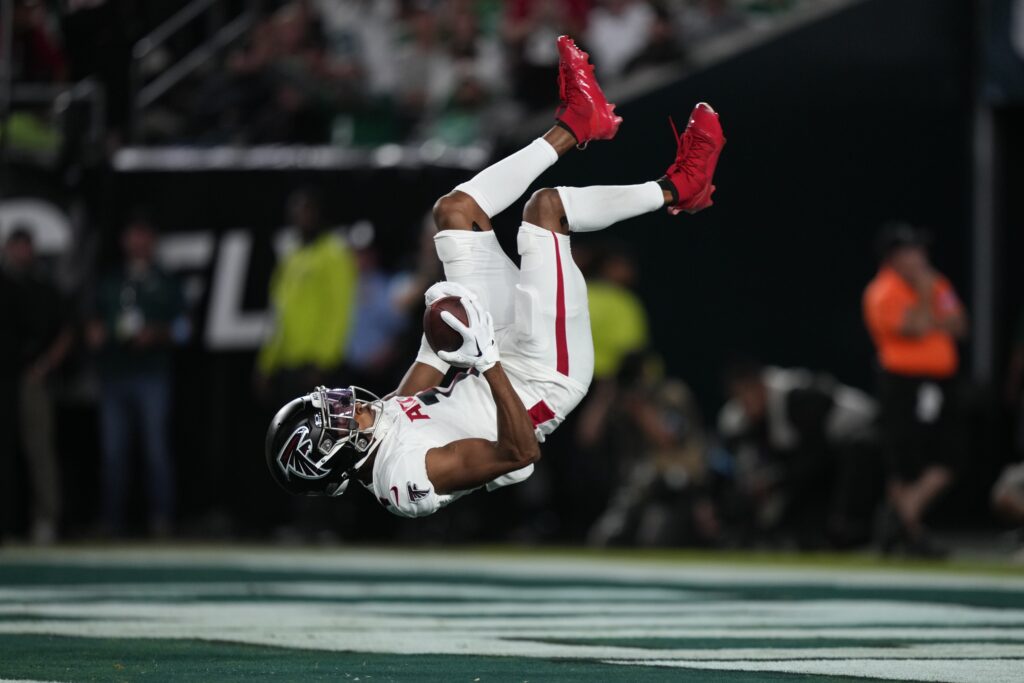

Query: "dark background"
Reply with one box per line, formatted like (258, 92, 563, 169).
(9, 0, 1023, 539)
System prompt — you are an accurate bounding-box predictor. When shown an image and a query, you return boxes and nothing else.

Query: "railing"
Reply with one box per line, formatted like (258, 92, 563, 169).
(129, 0, 257, 141)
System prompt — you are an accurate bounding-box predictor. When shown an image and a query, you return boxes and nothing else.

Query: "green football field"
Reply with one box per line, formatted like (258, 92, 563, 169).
(0, 546, 1022, 682)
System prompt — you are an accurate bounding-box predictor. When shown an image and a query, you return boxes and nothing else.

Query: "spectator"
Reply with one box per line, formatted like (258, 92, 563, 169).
(446, 4, 506, 91)
(390, 210, 445, 315)
(992, 462, 1024, 533)
(992, 307, 1024, 544)
(2, 0, 66, 158)
(255, 3, 343, 143)
(625, 6, 688, 74)
(863, 223, 968, 556)
(198, 1, 356, 145)
(429, 74, 490, 145)
(0, 257, 19, 543)
(345, 234, 412, 387)
(0, 228, 72, 545)
(10, 0, 67, 83)
(586, 353, 721, 547)
(99, 0, 778, 146)
(1006, 307, 1024, 462)
(586, 0, 656, 78)
(255, 189, 358, 405)
(586, 243, 649, 381)
(88, 217, 186, 537)
(504, 0, 588, 108)
(254, 189, 357, 540)
(718, 361, 880, 548)
(558, 248, 648, 536)
(679, 0, 748, 44)
(391, 8, 454, 135)
(314, 0, 399, 98)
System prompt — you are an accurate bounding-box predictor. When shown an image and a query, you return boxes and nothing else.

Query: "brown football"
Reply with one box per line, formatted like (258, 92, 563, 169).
(423, 296, 469, 353)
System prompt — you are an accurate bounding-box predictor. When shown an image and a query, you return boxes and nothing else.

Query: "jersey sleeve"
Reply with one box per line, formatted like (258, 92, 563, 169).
(414, 334, 451, 374)
(375, 443, 445, 519)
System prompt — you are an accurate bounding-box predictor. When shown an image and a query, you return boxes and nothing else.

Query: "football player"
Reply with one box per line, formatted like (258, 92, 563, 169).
(266, 36, 725, 518)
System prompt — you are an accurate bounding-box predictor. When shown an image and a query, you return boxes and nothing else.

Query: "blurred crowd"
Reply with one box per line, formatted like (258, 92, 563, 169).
(544, 223, 1024, 558)
(4, 202, 1024, 559)
(4, 0, 795, 149)
(3, 0, 1024, 558)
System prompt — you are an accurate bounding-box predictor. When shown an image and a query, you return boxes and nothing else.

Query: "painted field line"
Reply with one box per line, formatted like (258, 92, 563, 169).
(5, 598, 1024, 628)
(604, 657, 1024, 683)
(0, 582, 702, 602)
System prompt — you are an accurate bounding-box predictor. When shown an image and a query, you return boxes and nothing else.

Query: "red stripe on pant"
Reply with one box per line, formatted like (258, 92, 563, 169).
(551, 232, 569, 376)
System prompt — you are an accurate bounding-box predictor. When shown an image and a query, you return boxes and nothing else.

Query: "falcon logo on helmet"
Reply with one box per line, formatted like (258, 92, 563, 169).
(265, 385, 387, 497)
(276, 425, 329, 481)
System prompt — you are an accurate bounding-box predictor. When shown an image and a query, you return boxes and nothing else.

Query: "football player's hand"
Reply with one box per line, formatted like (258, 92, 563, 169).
(437, 297, 499, 372)
(424, 280, 477, 307)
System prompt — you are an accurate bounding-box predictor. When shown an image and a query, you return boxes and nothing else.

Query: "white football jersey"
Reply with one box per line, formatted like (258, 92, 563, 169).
(366, 370, 538, 518)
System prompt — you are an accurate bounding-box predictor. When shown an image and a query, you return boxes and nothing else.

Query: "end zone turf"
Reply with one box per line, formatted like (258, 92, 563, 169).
(0, 546, 1022, 682)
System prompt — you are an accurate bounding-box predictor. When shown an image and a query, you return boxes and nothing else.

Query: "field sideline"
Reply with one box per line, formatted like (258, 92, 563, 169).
(1, 545, 1023, 682)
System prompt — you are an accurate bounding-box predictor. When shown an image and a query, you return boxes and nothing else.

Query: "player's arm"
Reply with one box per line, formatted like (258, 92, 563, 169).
(393, 361, 444, 397)
(423, 296, 539, 494)
(426, 364, 539, 494)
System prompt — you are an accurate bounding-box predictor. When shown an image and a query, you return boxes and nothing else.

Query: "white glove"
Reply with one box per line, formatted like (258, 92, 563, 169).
(424, 280, 477, 307)
(437, 296, 500, 372)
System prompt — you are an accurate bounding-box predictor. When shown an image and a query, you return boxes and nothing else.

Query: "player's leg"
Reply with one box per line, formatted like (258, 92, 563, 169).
(523, 184, 672, 235)
(545, 103, 726, 231)
(427, 128, 577, 336)
(98, 379, 132, 535)
(516, 186, 604, 378)
(515, 184, 667, 393)
(509, 102, 725, 424)
(430, 35, 621, 234)
(431, 127, 573, 234)
(427, 35, 621, 336)
(427, 129, 577, 329)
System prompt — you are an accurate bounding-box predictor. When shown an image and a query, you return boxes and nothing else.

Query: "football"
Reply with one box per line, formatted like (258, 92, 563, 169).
(423, 296, 469, 353)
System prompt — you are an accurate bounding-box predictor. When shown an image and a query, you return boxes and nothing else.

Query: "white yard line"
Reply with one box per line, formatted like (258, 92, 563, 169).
(604, 658, 1024, 683)
(2, 547, 1023, 682)
(0, 582, 701, 602)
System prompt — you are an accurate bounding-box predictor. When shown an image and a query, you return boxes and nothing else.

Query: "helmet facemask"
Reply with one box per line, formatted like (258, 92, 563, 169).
(309, 385, 384, 495)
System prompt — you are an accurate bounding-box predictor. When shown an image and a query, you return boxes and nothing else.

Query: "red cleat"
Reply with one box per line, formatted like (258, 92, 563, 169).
(555, 35, 622, 146)
(663, 102, 726, 215)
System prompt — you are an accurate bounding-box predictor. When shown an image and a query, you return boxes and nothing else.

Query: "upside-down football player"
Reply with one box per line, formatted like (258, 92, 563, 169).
(265, 36, 725, 518)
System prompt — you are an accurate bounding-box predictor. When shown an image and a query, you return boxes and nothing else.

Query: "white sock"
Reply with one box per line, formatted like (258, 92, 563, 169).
(454, 138, 559, 218)
(556, 182, 665, 232)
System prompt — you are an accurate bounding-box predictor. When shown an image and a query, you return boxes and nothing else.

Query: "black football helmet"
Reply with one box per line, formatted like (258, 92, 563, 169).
(265, 386, 384, 497)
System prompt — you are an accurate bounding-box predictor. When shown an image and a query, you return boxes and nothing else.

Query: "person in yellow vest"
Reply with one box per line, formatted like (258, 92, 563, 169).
(256, 189, 358, 405)
(863, 223, 967, 557)
(586, 244, 649, 381)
